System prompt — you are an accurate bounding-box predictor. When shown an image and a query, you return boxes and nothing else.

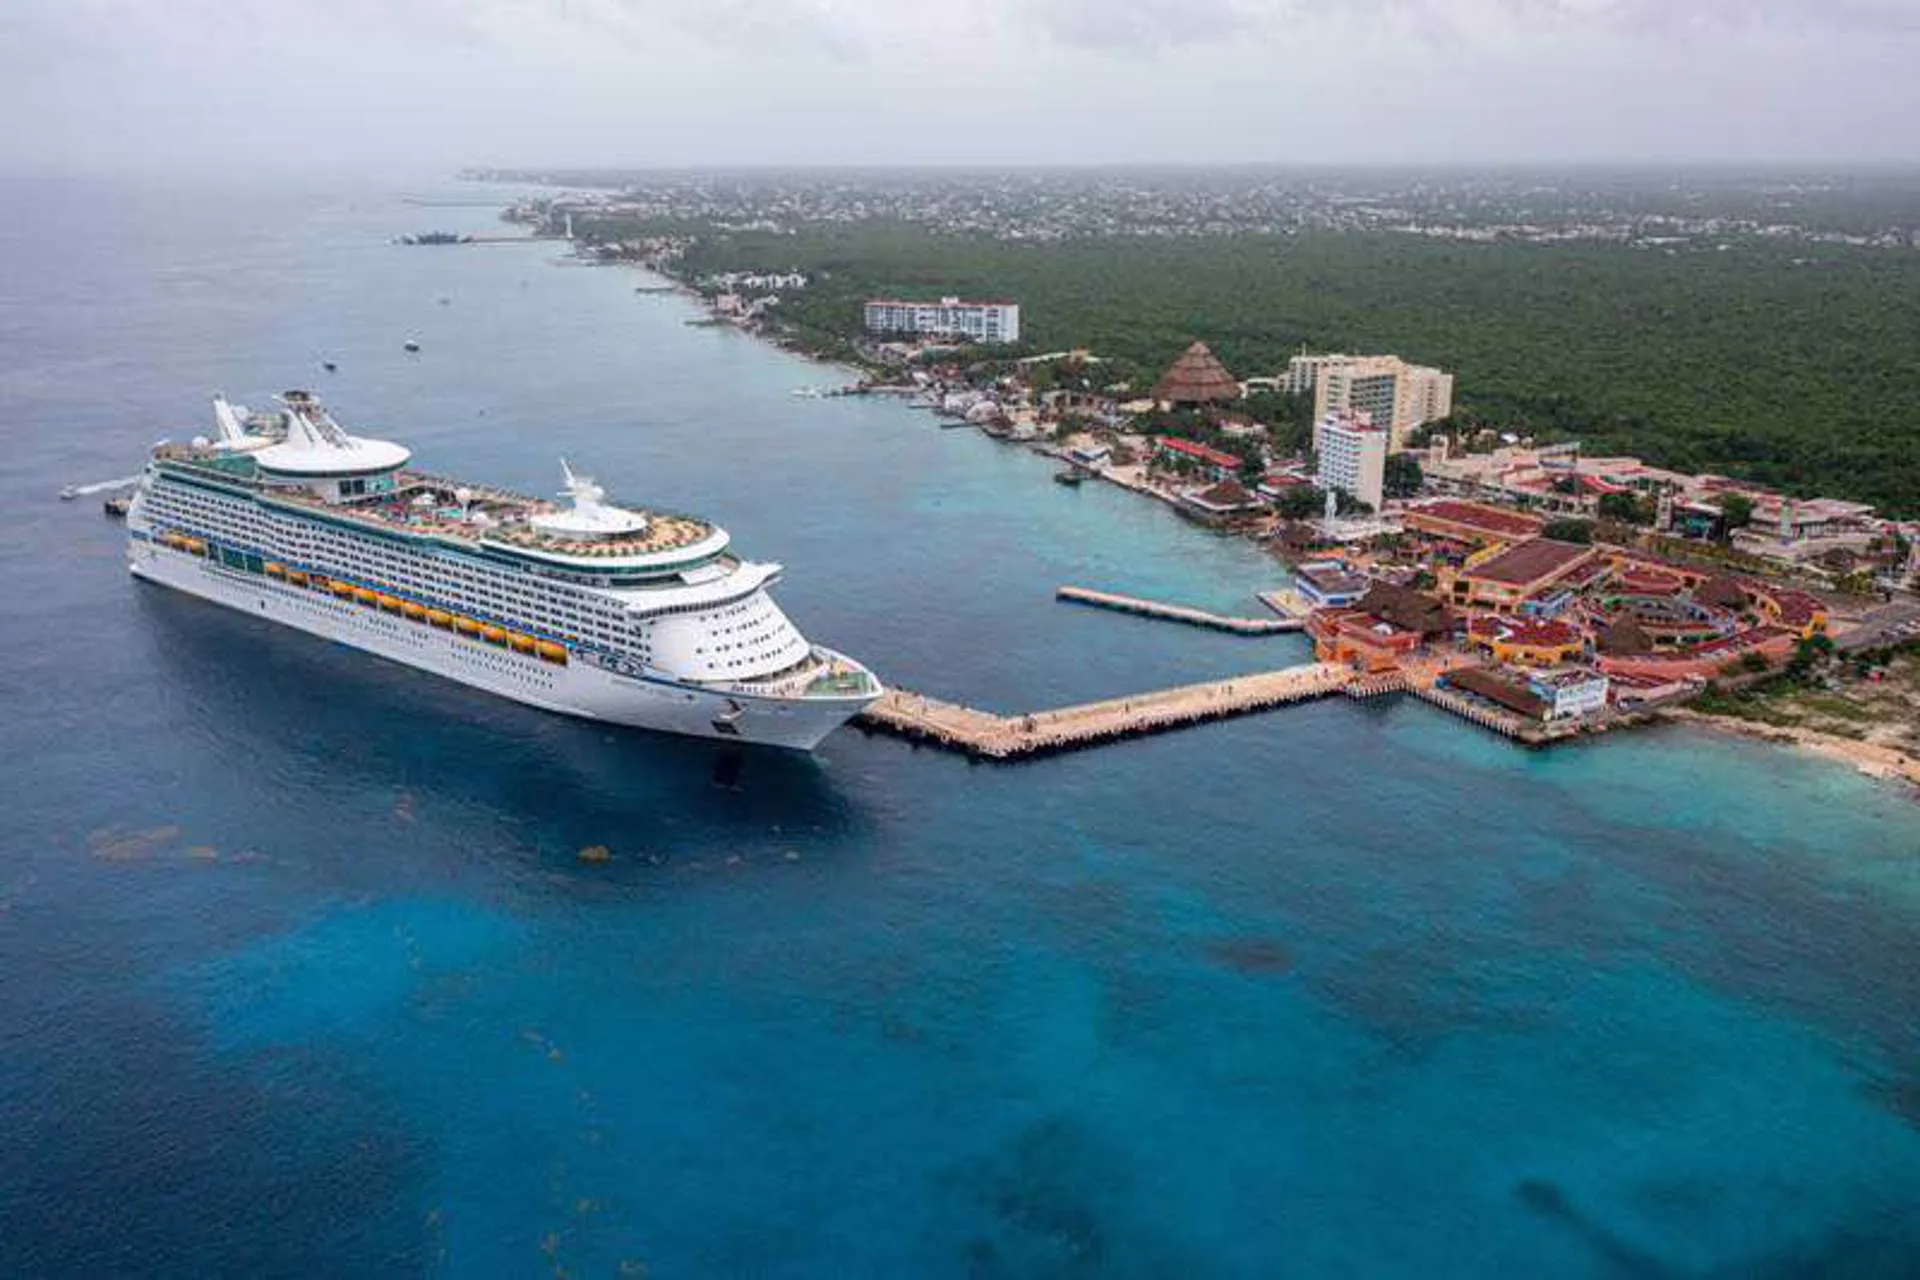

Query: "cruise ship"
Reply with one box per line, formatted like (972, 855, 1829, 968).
(126, 391, 881, 750)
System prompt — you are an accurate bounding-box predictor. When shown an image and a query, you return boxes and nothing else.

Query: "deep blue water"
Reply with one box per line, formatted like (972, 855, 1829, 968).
(3, 174, 1920, 1277)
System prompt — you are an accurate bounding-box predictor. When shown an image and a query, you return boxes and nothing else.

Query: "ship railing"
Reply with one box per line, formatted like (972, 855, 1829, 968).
(717, 652, 877, 700)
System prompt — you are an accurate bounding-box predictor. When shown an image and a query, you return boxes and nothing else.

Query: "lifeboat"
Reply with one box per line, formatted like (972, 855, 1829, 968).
(161, 533, 186, 550)
(454, 617, 480, 636)
(426, 609, 453, 629)
(184, 538, 207, 556)
(536, 641, 568, 665)
(509, 633, 536, 654)
(377, 594, 403, 613)
(401, 601, 427, 621)
(264, 562, 286, 578)
(353, 587, 378, 606)
(481, 625, 509, 646)
(287, 570, 309, 587)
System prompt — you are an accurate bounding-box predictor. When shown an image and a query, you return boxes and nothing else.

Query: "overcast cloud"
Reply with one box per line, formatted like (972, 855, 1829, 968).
(4, 0, 1916, 174)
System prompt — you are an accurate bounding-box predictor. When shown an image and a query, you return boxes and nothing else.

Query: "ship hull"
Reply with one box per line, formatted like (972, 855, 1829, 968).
(128, 540, 874, 751)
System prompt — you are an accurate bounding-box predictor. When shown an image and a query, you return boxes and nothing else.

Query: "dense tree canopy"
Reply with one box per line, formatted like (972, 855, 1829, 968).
(1543, 518, 1595, 544)
(1383, 453, 1424, 499)
(601, 217, 1920, 515)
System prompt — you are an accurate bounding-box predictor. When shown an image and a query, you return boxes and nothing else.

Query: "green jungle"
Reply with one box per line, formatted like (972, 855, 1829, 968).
(603, 219, 1920, 515)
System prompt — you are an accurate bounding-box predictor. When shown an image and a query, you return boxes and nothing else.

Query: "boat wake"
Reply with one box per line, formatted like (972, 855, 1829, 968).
(60, 475, 140, 500)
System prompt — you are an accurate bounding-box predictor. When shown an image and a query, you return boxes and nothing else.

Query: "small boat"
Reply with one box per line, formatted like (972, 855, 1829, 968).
(59, 485, 80, 501)
(1054, 469, 1085, 487)
(403, 340, 421, 353)
(322, 360, 337, 373)
(103, 495, 132, 518)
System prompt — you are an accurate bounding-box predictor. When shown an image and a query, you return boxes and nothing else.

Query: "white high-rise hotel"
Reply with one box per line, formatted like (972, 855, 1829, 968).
(1284, 353, 1453, 450)
(1314, 410, 1389, 512)
(864, 297, 1021, 344)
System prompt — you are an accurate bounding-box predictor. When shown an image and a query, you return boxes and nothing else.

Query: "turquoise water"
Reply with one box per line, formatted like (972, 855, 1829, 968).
(3, 175, 1919, 1276)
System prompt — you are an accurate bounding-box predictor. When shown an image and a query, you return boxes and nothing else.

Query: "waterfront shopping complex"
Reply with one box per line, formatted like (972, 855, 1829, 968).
(882, 336, 1910, 736)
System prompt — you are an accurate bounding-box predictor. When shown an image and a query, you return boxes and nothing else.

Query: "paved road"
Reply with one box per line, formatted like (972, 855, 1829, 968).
(1836, 599, 1920, 652)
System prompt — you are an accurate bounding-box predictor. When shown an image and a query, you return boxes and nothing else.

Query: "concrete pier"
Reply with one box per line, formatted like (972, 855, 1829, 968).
(858, 662, 1352, 760)
(1256, 589, 1314, 621)
(1056, 586, 1303, 634)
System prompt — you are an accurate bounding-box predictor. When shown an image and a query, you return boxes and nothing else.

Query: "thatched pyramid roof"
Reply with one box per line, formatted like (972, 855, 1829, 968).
(1153, 342, 1241, 405)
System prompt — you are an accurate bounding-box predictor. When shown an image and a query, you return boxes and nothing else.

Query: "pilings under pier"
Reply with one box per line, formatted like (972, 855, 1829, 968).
(857, 662, 1353, 760)
(1056, 586, 1303, 635)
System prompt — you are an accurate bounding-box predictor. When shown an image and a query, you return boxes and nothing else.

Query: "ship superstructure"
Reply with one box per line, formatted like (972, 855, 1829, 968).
(125, 391, 880, 749)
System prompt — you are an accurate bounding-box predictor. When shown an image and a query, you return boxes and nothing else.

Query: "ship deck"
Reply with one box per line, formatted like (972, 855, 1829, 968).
(155, 447, 717, 561)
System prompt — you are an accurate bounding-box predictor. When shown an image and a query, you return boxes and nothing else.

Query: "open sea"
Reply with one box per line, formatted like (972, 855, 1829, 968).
(3, 174, 1920, 1278)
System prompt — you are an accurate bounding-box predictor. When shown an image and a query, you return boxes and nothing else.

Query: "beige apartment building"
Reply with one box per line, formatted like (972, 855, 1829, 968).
(1283, 353, 1454, 450)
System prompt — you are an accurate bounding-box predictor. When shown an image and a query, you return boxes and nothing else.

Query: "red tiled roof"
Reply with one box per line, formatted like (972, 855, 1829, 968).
(1468, 616, 1584, 648)
(1615, 566, 1687, 595)
(1407, 501, 1545, 540)
(1156, 436, 1243, 470)
(1747, 584, 1823, 627)
(1445, 667, 1549, 719)
(1464, 538, 1596, 588)
(1555, 560, 1609, 591)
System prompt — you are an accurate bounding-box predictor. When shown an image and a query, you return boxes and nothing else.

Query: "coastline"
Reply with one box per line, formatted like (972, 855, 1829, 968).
(570, 218, 1920, 780)
(1661, 706, 1920, 789)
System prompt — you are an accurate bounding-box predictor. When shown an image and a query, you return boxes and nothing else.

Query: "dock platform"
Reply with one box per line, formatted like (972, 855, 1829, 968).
(1056, 586, 1302, 634)
(858, 662, 1352, 760)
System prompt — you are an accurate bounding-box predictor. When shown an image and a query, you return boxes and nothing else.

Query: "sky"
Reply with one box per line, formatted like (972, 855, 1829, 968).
(4, 0, 1919, 174)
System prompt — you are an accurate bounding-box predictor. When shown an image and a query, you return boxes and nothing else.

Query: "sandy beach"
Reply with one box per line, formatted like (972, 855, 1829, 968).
(1663, 707, 1920, 789)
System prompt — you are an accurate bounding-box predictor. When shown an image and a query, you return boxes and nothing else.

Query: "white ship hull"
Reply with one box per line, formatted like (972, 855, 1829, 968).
(129, 541, 872, 751)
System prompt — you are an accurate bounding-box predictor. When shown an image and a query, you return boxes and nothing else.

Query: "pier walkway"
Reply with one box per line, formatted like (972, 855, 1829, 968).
(1056, 586, 1303, 635)
(858, 662, 1352, 760)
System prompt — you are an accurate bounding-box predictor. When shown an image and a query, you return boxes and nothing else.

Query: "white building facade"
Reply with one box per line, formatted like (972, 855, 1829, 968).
(864, 297, 1021, 344)
(1313, 411, 1389, 512)
(1526, 669, 1611, 720)
(1285, 353, 1454, 450)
